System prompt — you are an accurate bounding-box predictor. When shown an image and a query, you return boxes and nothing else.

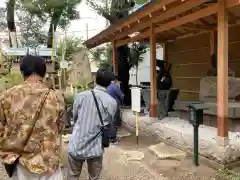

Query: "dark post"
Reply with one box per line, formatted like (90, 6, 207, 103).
(193, 125, 199, 166)
(187, 103, 208, 166)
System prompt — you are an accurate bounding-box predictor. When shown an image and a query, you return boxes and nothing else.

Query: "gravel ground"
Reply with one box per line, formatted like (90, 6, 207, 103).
(0, 128, 218, 180)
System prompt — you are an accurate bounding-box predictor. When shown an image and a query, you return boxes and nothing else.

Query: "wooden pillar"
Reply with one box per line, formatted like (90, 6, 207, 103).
(112, 41, 118, 74)
(217, 0, 229, 146)
(150, 25, 157, 117)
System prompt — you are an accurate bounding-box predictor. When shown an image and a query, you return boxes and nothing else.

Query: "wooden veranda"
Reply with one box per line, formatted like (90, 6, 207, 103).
(85, 0, 240, 146)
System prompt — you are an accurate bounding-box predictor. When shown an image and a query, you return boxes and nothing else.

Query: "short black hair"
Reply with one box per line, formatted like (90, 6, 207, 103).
(95, 68, 112, 87)
(112, 73, 119, 81)
(20, 55, 46, 78)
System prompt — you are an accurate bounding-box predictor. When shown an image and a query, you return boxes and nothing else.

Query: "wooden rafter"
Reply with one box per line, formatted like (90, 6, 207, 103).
(199, 18, 212, 25)
(182, 23, 214, 30)
(117, 0, 178, 30)
(85, 0, 211, 48)
(116, 4, 217, 47)
(115, 0, 240, 47)
(114, 0, 210, 41)
(85, 0, 240, 48)
(85, 0, 177, 46)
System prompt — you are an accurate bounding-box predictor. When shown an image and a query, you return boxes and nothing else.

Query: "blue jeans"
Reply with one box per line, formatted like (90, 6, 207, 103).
(110, 104, 121, 141)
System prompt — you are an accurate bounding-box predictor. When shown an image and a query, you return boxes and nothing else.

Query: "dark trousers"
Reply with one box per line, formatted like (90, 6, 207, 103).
(110, 104, 121, 141)
(67, 154, 102, 180)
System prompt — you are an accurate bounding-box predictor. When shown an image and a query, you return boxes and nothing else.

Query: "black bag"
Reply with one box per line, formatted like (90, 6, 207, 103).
(91, 90, 110, 148)
(4, 90, 50, 177)
(4, 160, 19, 178)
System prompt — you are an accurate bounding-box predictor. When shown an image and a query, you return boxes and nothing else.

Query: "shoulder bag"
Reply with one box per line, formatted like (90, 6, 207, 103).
(4, 90, 50, 177)
(91, 90, 110, 148)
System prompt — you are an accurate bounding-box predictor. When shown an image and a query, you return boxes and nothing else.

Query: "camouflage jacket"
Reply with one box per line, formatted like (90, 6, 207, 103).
(0, 81, 65, 174)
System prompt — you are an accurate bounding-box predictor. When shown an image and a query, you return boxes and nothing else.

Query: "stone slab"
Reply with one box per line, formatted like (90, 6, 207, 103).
(117, 128, 132, 138)
(122, 150, 145, 161)
(148, 143, 186, 161)
(122, 109, 240, 166)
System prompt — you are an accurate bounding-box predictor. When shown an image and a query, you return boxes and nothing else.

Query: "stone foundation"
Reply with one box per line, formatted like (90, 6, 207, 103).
(122, 109, 240, 166)
(174, 101, 240, 132)
(177, 110, 240, 132)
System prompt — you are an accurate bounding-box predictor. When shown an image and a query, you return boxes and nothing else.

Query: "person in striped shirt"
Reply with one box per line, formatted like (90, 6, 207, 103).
(67, 68, 117, 180)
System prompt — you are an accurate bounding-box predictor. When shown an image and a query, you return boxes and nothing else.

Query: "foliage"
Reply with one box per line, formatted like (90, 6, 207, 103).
(135, 0, 149, 5)
(90, 45, 112, 70)
(0, 7, 7, 32)
(0, 2, 47, 47)
(0, 72, 23, 92)
(129, 43, 147, 68)
(21, 0, 82, 47)
(16, 9, 47, 47)
(91, 43, 146, 70)
(86, 0, 135, 23)
(57, 37, 84, 62)
(216, 168, 240, 180)
(64, 83, 89, 105)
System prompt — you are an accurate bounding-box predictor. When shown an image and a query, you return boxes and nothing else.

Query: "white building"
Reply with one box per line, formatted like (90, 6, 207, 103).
(129, 45, 163, 85)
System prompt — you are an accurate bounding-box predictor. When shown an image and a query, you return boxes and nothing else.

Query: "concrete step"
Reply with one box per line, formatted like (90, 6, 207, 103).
(117, 128, 132, 138)
(148, 143, 186, 161)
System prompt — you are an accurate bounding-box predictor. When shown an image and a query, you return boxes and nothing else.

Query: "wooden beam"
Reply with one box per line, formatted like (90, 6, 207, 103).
(182, 23, 215, 30)
(154, 4, 218, 33)
(116, 30, 150, 47)
(86, 0, 240, 49)
(199, 18, 212, 26)
(85, 0, 177, 48)
(114, 0, 210, 42)
(116, 4, 218, 47)
(217, 0, 229, 146)
(115, 0, 240, 47)
(150, 25, 157, 118)
(112, 41, 118, 73)
(118, 0, 178, 30)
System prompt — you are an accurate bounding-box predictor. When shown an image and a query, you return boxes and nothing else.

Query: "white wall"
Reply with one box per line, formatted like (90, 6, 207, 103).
(129, 45, 163, 85)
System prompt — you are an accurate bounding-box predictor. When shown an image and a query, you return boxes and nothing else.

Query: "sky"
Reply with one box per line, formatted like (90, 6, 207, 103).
(0, 0, 107, 41)
(59, 1, 107, 41)
(0, 1, 144, 72)
(0, 0, 106, 72)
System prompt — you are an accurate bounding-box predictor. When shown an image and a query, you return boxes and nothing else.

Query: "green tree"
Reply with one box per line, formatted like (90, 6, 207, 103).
(21, 0, 82, 47)
(130, 43, 147, 85)
(135, 0, 148, 5)
(92, 43, 146, 72)
(16, 9, 47, 47)
(1, 1, 47, 47)
(86, 0, 139, 105)
(57, 36, 84, 62)
(91, 45, 112, 70)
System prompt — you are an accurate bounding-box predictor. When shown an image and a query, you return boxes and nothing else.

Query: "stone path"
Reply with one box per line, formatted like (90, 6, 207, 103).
(0, 128, 218, 180)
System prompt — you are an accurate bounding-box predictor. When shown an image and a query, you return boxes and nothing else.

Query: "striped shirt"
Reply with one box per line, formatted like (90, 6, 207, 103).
(68, 85, 117, 158)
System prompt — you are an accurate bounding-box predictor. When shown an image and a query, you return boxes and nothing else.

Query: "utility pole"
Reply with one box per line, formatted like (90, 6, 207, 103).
(61, 30, 67, 90)
(86, 23, 89, 40)
(105, 0, 109, 27)
(51, 24, 56, 89)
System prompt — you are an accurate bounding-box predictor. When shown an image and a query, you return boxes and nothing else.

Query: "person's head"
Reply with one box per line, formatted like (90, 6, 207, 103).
(95, 68, 112, 87)
(20, 55, 46, 79)
(112, 73, 119, 83)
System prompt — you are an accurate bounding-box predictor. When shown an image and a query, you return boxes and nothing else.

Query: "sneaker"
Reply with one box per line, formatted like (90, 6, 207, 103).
(110, 139, 120, 145)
